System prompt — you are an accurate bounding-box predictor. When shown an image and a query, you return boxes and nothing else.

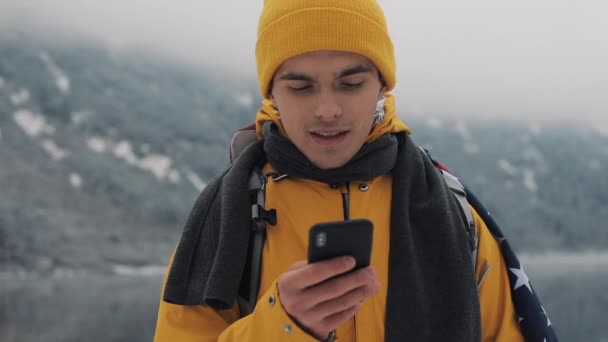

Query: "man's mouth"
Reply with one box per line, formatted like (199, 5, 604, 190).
(309, 130, 349, 145)
(311, 131, 348, 137)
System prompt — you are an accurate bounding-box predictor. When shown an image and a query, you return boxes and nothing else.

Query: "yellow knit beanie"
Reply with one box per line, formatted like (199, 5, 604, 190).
(256, 0, 396, 98)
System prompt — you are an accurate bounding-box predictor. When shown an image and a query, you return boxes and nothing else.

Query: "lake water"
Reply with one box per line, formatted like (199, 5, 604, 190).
(1, 251, 607, 341)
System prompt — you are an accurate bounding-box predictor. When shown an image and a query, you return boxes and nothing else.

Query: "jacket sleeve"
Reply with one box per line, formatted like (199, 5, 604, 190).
(154, 259, 318, 341)
(472, 206, 525, 342)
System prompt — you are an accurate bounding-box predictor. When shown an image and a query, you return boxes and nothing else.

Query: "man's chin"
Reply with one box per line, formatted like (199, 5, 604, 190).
(308, 154, 351, 170)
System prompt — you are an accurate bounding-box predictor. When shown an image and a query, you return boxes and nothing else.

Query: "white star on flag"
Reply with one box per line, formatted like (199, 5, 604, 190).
(542, 306, 552, 327)
(509, 265, 533, 293)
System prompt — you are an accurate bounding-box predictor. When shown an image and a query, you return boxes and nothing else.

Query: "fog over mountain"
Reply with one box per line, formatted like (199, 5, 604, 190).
(1, 0, 607, 126)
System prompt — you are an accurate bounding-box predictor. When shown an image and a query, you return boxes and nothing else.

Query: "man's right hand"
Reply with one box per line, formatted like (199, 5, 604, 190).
(277, 256, 380, 340)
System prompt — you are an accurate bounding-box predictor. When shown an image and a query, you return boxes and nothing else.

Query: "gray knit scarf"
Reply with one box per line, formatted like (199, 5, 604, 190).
(163, 122, 480, 341)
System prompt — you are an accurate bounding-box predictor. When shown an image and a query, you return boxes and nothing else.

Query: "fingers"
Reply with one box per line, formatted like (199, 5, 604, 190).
(278, 256, 357, 309)
(321, 302, 362, 331)
(310, 288, 368, 318)
(277, 260, 380, 340)
(289, 256, 356, 288)
(285, 268, 379, 320)
(294, 302, 363, 339)
(302, 267, 380, 312)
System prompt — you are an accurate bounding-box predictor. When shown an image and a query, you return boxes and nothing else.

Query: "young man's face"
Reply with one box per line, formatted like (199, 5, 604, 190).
(270, 50, 386, 169)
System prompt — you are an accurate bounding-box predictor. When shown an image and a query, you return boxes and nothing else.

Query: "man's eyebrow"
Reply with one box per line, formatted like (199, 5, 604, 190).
(278, 65, 373, 81)
(278, 73, 314, 81)
(338, 65, 373, 78)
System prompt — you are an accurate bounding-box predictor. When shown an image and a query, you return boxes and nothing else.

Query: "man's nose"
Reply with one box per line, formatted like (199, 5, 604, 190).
(314, 90, 342, 121)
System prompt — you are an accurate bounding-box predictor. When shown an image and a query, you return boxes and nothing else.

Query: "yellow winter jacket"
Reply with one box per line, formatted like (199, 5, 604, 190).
(155, 97, 523, 341)
(154, 164, 524, 341)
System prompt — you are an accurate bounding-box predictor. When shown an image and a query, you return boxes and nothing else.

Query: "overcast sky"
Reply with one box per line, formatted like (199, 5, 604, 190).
(1, 0, 607, 127)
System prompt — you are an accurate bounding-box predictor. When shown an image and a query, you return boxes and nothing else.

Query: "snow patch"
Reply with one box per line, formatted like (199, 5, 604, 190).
(71, 110, 93, 125)
(55, 75, 70, 94)
(111, 140, 180, 181)
(69, 173, 83, 189)
(41, 139, 68, 161)
(13, 110, 55, 137)
(233, 92, 254, 108)
(498, 159, 518, 176)
(135, 154, 180, 182)
(138, 154, 173, 180)
(40, 51, 71, 94)
(87, 136, 108, 153)
(113, 141, 138, 164)
(185, 168, 206, 192)
(89, 136, 181, 181)
(522, 169, 538, 193)
(463, 142, 480, 154)
(0, 77, 5, 88)
(10, 88, 30, 106)
(426, 117, 444, 129)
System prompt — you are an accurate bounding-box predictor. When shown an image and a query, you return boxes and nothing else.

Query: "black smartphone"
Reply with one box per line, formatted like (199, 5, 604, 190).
(307, 218, 373, 269)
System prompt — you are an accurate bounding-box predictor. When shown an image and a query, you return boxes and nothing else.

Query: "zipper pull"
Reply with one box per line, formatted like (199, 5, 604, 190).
(260, 174, 269, 191)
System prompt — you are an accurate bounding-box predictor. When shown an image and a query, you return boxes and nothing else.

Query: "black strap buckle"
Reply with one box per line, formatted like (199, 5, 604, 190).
(251, 204, 277, 229)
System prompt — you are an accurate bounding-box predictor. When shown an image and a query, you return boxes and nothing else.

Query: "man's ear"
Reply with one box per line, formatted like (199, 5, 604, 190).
(377, 70, 387, 97)
(378, 86, 386, 100)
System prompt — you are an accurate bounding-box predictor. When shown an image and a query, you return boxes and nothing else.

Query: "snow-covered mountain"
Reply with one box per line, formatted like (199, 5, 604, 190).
(0, 32, 258, 272)
(2, 31, 607, 342)
(1, 32, 607, 275)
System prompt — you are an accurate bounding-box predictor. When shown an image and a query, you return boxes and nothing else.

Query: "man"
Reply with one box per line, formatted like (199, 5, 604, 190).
(154, 1, 530, 341)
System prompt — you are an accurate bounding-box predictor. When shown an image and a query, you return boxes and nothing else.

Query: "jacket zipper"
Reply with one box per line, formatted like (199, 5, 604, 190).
(338, 181, 355, 340)
(340, 182, 350, 220)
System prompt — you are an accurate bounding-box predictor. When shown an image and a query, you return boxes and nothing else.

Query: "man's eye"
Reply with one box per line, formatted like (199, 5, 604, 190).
(289, 85, 312, 92)
(342, 82, 363, 89)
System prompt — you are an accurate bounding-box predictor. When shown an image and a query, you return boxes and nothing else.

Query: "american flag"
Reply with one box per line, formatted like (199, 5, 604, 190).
(466, 190, 559, 342)
(428, 152, 559, 341)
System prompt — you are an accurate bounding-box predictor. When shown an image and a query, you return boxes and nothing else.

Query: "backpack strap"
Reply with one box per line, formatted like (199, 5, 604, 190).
(238, 166, 276, 317)
(418, 146, 479, 269)
(229, 125, 257, 163)
(441, 169, 478, 269)
(231, 125, 281, 317)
